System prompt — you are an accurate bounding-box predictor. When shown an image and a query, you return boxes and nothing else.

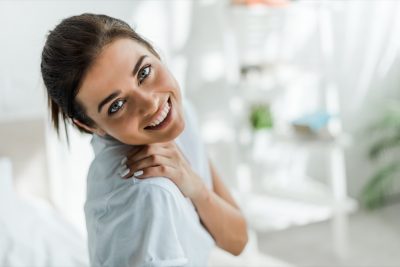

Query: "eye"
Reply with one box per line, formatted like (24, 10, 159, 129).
(138, 65, 151, 84)
(108, 99, 126, 115)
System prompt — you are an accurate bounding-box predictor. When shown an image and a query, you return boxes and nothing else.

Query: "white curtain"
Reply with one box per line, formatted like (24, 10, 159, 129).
(324, 0, 400, 196)
(325, 0, 400, 118)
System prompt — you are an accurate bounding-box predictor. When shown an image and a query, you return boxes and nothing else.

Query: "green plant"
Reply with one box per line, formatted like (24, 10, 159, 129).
(360, 101, 400, 209)
(249, 103, 273, 130)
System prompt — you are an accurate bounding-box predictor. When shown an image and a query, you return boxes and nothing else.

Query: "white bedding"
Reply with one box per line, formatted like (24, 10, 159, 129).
(0, 158, 89, 267)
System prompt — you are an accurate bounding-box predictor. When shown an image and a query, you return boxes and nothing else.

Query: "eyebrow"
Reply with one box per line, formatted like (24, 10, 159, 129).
(133, 55, 147, 76)
(97, 55, 148, 114)
(97, 90, 121, 113)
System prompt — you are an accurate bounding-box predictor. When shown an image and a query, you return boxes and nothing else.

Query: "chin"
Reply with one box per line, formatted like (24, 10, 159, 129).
(165, 119, 185, 142)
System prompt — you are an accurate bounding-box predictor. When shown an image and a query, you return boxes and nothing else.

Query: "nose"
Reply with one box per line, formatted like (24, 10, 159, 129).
(132, 89, 159, 117)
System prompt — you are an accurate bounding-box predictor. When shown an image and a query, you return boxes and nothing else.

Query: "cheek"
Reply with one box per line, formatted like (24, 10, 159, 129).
(105, 115, 136, 135)
(110, 123, 143, 144)
(121, 115, 140, 132)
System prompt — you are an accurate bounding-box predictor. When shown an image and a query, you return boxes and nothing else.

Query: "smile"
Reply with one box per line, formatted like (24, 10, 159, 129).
(144, 98, 172, 130)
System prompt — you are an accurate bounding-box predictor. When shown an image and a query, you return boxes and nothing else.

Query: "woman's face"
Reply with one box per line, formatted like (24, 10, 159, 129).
(76, 38, 185, 145)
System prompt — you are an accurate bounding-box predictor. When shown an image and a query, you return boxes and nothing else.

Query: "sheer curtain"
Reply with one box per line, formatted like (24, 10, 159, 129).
(325, 0, 400, 196)
(328, 0, 400, 113)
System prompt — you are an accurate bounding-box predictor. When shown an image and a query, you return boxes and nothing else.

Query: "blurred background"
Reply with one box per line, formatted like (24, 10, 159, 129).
(1, 0, 400, 266)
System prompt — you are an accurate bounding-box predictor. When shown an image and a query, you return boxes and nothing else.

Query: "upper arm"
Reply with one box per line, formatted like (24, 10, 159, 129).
(95, 182, 188, 267)
(208, 159, 241, 211)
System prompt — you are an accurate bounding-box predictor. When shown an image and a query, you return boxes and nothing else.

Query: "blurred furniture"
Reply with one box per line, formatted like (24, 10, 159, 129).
(217, 1, 358, 260)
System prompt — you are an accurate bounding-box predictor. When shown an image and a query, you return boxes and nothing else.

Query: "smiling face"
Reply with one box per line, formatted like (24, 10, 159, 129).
(75, 38, 185, 145)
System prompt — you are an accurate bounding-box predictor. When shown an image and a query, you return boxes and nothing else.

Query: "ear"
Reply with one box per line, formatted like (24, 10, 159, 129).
(72, 119, 106, 136)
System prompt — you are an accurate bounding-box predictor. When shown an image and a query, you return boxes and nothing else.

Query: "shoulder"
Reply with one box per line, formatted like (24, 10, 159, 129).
(89, 177, 189, 266)
(112, 177, 186, 210)
(85, 175, 187, 221)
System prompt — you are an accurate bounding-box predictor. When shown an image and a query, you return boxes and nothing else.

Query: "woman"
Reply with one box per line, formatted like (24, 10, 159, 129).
(41, 13, 248, 267)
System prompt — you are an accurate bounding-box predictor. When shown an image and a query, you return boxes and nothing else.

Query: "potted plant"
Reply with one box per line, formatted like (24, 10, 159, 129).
(249, 103, 274, 161)
(360, 100, 400, 209)
(249, 103, 273, 130)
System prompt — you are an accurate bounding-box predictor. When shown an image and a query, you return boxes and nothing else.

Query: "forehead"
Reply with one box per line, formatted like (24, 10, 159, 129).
(85, 38, 149, 83)
(77, 38, 150, 111)
(95, 38, 149, 68)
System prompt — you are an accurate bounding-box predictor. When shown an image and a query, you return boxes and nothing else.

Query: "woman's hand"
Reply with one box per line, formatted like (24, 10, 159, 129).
(119, 142, 205, 200)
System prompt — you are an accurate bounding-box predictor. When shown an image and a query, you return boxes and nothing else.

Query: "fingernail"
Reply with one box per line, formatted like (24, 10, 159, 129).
(120, 168, 130, 177)
(119, 164, 128, 173)
(133, 170, 143, 177)
(120, 157, 127, 166)
(118, 165, 126, 174)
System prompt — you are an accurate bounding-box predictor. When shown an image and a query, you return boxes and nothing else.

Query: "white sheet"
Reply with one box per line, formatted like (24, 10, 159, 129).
(0, 157, 89, 267)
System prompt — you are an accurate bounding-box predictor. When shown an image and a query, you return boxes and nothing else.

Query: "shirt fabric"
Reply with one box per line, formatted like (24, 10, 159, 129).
(84, 99, 216, 267)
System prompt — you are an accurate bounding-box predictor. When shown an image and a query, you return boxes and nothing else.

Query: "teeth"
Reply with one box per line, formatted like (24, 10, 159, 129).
(147, 101, 170, 127)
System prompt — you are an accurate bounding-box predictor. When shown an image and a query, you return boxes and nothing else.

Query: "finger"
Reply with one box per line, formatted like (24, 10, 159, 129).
(126, 145, 170, 165)
(121, 154, 174, 179)
(127, 154, 173, 177)
(125, 145, 147, 162)
(134, 165, 176, 180)
(120, 146, 143, 166)
(146, 142, 177, 158)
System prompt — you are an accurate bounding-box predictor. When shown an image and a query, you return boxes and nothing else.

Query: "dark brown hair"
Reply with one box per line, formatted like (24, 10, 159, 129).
(40, 13, 160, 138)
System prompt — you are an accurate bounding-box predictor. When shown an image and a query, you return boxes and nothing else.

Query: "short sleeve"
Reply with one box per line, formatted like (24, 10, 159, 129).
(94, 181, 189, 267)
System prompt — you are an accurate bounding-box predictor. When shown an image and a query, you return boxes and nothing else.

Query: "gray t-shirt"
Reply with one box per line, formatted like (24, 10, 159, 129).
(84, 99, 215, 267)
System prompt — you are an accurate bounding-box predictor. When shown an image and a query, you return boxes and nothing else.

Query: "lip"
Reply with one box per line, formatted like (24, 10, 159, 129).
(144, 97, 170, 129)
